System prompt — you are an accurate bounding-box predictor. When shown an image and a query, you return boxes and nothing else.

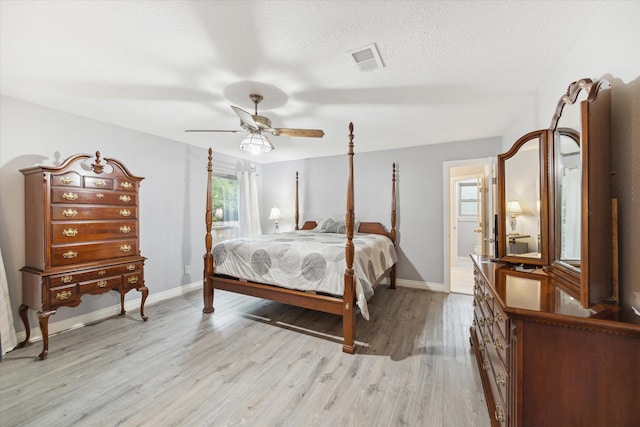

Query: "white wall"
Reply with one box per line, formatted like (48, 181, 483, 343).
(502, 1, 640, 309)
(0, 95, 249, 335)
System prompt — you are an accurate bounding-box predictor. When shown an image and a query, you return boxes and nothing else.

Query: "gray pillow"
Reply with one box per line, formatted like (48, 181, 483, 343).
(322, 217, 360, 233)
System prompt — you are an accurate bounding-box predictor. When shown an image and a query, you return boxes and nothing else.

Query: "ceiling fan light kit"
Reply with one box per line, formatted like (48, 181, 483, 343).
(186, 93, 324, 153)
(240, 130, 274, 154)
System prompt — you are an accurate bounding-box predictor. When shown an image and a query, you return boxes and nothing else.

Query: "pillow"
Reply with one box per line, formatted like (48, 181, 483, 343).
(312, 217, 334, 232)
(322, 217, 360, 233)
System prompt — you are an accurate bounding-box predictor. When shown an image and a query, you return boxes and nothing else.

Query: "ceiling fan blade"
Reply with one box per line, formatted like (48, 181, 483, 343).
(230, 105, 259, 130)
(272, 128, 325, 138)
(185, 129, 243, 133)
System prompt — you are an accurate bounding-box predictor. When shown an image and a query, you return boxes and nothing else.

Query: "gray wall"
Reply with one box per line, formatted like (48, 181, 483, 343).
(260, 136, 502, 285)
(0, 95, 253, 334)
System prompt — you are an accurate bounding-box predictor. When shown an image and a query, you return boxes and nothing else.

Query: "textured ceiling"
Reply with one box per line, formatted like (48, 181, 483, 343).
(0, 1, 604, 163)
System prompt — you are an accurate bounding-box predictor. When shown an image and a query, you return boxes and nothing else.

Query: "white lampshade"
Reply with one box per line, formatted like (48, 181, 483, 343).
(240, 131, 274, 154)
(268, 207, 281, 220)
(507, 200, 524, 215)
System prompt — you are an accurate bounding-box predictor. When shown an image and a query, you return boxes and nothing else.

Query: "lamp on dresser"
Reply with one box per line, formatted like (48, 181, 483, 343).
(507, 200, 524, 234)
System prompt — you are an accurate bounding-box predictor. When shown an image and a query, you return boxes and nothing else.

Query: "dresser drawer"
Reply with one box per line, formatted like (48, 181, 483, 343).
(51, 171, 82, 188)
(51, 205, 138, 221)
(51, 188, 137, 206)
(51, 221, 137, 243)
(123, 271, 143, 290)
(486, 350, 509, 426)
(49, 284, 78, 307)
(47, 262, 142, 286)
(114, 178, 138, 192)
(492, 302, 508, 341)
(50, 240, 138, 266)
(79, 276, 122, 294)
(83, 176, 113, 190)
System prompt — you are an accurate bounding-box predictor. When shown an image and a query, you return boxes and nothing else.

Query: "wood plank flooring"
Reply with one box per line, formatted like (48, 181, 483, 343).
(0, 286, 490, 426)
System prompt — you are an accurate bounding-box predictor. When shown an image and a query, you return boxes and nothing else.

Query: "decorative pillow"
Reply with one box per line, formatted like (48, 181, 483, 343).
(322, 217, 360, 233)
(312, 217, 334, 231)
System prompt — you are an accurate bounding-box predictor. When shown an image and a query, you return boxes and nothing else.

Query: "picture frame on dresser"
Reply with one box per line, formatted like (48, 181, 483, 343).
(17, 151, 148, 360)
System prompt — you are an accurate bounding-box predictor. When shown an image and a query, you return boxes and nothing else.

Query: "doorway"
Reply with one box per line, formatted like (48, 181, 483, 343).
(443, 158, 495, 294)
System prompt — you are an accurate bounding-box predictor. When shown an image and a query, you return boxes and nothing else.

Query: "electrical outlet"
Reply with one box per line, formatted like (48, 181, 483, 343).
(184, 265, 190, 274)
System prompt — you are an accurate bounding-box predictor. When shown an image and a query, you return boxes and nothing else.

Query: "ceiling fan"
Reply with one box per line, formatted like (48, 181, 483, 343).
(186, 93, 324, 153)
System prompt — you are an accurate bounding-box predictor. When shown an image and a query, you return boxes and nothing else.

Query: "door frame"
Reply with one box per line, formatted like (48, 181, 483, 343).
(443, 157, 494, 293)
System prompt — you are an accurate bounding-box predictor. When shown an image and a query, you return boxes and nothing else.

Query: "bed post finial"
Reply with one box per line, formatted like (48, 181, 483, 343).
(295, 171, 300, 230)
(203, 148, 215, 314)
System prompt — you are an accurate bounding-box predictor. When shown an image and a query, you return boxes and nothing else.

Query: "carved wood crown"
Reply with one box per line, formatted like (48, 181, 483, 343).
(549, 77, 611, 131)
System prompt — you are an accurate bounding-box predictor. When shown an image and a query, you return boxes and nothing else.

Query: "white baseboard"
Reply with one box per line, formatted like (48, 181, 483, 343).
(16, 281, 202, 343)
(396, 279, 445, 293)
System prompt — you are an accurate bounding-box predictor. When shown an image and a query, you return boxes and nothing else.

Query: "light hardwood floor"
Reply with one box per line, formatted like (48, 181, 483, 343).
(0, 286, 490, 426)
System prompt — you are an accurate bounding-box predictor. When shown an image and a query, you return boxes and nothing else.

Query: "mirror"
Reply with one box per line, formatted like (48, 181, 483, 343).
(497, 130, 548, 265)
(553, 129, 581, 268)
(548, 78, 614, 307)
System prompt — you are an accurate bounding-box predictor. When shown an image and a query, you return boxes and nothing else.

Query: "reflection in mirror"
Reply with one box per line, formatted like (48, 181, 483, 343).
(504, 137, 541, 259)
(555, 130, 580, 266)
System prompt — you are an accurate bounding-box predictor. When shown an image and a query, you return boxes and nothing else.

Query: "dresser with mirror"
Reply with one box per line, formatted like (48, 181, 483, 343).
(470, 78, 640, 426)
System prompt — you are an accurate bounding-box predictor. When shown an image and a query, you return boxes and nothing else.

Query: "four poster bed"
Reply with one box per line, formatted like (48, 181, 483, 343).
(202, 123, 397, 353)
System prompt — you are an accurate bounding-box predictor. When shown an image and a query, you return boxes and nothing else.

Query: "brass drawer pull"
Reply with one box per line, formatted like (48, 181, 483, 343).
(97, 270, 106, 276)
(62, 209, 78, 217)
(62, 228, 78, 237)
(128, 276, 139, 284)
(495, 405, 505, 422)
(120, 226, 131, 233)
(59, 176, 73, 185)
(94, 180, 106, 187)
(121, 182, 133, 190)
(120, 245, 132, 252)
(56, 290, 72, 300)
(63, 251, 78, 259)
(62, 192, 78, 200)
(120, 209, 132, 217)
(127, 264, 136, 271)
(119, 195, 131, 203)
(495, 371, 506, 386)
(97, 280, 108, 288)
(96, 193, 105, 199)
(62, 275, 73, 283)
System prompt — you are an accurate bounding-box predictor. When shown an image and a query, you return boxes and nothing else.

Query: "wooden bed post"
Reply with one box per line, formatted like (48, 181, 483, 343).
(295, 171, 300, 230)
(343, 122, 357, 354)
(390, 162, 397, 289)
(203, 148, 215, 314)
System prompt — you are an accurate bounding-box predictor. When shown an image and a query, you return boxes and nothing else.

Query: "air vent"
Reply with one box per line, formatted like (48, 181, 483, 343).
(348, 43, 384, 72)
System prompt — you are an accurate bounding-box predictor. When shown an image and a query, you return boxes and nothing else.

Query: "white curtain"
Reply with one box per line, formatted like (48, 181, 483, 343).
(1, 246, 18, 357)
(237, 171, 262, 237)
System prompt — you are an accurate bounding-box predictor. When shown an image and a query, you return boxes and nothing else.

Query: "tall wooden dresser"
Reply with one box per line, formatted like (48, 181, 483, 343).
(18, 151, 148, 360)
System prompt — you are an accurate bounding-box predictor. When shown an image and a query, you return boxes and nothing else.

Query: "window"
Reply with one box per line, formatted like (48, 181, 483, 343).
(212, 175, 239, 240)
(458, 181, 479, 217)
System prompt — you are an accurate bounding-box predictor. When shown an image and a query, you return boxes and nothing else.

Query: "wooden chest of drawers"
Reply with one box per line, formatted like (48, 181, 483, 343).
(18, 152, 148, 359)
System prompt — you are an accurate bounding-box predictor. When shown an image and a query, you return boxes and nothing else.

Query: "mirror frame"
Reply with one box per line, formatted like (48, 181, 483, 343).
(497, 129, 549, 266)
(547, 78, 614, 307)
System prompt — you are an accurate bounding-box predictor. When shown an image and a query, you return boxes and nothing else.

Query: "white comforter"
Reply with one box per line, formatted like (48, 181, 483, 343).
(212, 231, 397, 319)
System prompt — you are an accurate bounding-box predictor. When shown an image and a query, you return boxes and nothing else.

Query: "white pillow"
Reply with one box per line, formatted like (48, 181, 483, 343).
(312, 217, 334, 231)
